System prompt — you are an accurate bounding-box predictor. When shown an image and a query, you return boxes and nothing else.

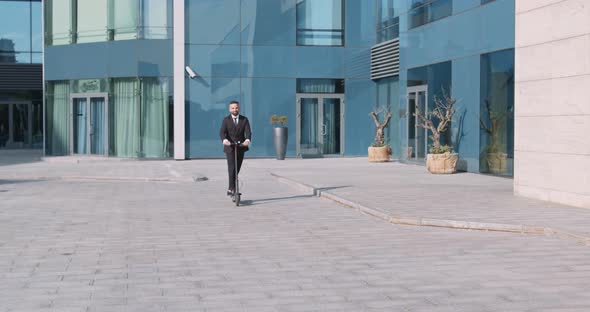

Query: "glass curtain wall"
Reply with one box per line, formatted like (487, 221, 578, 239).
(140, 77, 169, 158)
(407, 61, 452, 148)
(45, 0, 72, 45)
(376, 77, 400, 156)
(0, 0, 42, 63)
(45, 81, 70, 155)
(44, 0, 172, 46)
(110, 78, 139, 157)
(376, 0, 400, 43)
(480, 49, 514, 176)
(141, 0, 172, 39)
(45, 77, 171, 158)
(112, 0, 139, 40)
(77, 0, 108, 43)
(296, 0, 343, 46)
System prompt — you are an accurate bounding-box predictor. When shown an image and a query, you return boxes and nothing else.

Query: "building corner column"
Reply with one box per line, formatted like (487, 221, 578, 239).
(173, 0, 186, 160)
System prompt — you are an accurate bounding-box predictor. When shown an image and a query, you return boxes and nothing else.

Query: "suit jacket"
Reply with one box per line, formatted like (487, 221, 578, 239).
(219, 114, 252, 154)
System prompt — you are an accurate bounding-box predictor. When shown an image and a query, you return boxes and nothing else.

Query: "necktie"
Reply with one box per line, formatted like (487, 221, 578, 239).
(233, 118, 238, 125)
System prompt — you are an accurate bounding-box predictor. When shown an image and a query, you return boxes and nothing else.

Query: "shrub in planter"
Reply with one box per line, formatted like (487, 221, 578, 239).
(368, 107, 393, 162)
(413, 90, 459, 174)
(270, 115, 288, 160)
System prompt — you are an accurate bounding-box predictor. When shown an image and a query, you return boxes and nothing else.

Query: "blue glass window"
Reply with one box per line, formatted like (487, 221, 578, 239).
(296, 0, 344, 46)
(376, 0, 399, 43)
(297, 79, 344, 93)
(0, 0, 41, 64)
(480, 49, 514, 176)
(44, 0, 172, 46)
(409, 0, 452, 29)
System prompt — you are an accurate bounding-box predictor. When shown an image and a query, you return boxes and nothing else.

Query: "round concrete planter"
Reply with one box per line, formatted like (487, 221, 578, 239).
(486, 152, 508, 174)
(273, 127, 288, 160)
(368, 146, 392, 162)
(426, 152, 459, 174)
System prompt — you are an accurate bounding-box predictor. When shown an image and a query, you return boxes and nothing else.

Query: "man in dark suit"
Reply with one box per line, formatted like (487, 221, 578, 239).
(219, 100, 251, 196)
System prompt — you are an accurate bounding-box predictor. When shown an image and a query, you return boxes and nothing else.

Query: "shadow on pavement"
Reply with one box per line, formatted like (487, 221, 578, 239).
(316, 185, 352, 192)
(238, 194, 316, 206)
(0, 179, 43, 186)
(0, 150, 43, 167)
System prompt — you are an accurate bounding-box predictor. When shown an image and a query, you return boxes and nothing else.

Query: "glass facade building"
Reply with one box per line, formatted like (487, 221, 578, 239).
(41, 0, 516, 176)
(374, 0, 515, 176)
(0, 0, 43, 149)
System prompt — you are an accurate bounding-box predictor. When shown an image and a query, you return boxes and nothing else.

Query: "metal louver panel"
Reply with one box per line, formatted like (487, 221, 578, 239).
(0, 64, 43, 92)
(371, 38, 399, 80)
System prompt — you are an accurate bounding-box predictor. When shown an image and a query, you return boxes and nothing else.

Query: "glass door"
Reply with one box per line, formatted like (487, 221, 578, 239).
(0, 104, 9, 148)
(407, 85, 428, 160)
(72, 98, 87, 154)
(70, 94, 108, 155)
(322, 96, 343, 155)
(297, 96, 320, 156)
(296, 94, 345, 157)
(0, 102, 33, 149)
(90, 97, 105, 154)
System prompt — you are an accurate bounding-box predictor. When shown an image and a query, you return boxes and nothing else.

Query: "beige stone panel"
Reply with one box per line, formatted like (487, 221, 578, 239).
(515, 115, 590, 155)
(515, 184, 590, 209)
(515, 75, 590, 116)
(514, 150, 590, 197)
(516, 34, 590, 82)
(516, 0, 590, 47)
(516, 0, 569, 13)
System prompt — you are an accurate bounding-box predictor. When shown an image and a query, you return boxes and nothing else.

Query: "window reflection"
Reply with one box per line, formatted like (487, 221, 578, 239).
(409, 0, 452, 29)
(44, 0, 172, 46)
(376, 0, 399, 43)
(0, 1, 31, 52)
(480, 49, 514, 176)
(296, 0, 344, 46)
(0, 0, 42, 64)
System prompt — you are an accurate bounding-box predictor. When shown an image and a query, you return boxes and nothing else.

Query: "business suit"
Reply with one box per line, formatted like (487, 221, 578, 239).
(219, 114, 252, 192)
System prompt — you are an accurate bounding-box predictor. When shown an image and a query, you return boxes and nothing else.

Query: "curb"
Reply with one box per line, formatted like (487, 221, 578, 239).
(270, 172, 590, 246)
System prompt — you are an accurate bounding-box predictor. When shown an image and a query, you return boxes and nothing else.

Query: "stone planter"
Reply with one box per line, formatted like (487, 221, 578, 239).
(368, 146, 392, 162)
(486, 152, 508, 174)
(426, 152, 459, 174)
(273, 127, 288, 160)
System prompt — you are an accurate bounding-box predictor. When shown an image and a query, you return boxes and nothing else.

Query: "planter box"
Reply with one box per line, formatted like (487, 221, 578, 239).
(273, 127, 288, 160)
(368, 146, 392, 162)
(426, 153, 458, 174)
(486, 152, 508, 174)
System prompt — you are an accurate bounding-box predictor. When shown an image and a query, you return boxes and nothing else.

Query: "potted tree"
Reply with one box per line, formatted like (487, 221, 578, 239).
(368, 107, 393, 162)
(413, 90, 459, 174)
(270, 114, 288, 160)
(480, 98, 508, 174)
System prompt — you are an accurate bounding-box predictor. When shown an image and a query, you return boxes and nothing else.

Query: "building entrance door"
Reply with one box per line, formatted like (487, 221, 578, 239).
(0, 102, 33, 149)
(407, 85, 428, 160)
(296, 94, 345, 158)
(70, 93, 108, 155)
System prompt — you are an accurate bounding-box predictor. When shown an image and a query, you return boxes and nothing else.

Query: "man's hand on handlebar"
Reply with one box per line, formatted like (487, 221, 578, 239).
(223, 139, 231, 146)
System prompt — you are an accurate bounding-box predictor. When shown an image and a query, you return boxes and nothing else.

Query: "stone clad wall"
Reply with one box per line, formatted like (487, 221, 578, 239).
(514, 0, 590, 208)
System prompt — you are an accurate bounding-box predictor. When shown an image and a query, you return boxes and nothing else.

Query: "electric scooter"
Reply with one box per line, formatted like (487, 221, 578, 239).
(231, 141, 241, 206)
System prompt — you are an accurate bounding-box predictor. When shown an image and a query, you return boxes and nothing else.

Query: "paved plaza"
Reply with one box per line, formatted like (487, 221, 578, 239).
(1, 151, 590, 311)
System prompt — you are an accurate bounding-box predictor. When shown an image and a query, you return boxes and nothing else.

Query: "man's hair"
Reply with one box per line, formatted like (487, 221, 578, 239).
(229, 100, 239, 106)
